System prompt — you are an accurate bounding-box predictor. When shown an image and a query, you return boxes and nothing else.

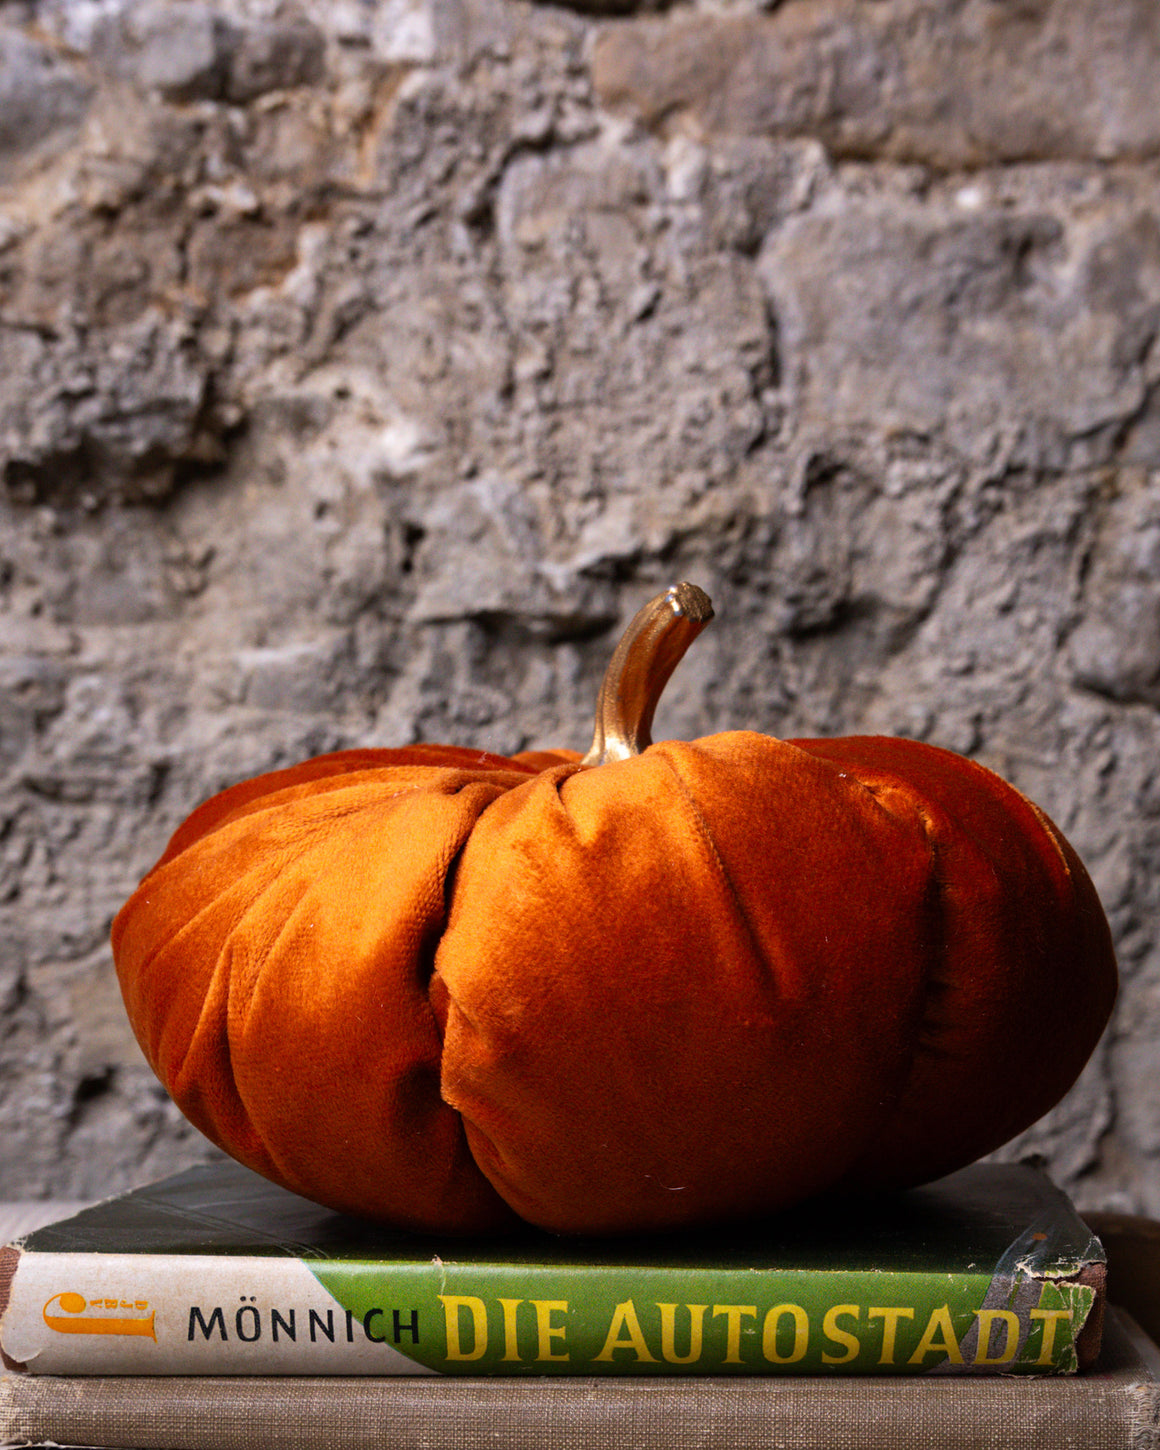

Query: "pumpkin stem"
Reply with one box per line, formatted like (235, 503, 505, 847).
(581, 582, 714, 766)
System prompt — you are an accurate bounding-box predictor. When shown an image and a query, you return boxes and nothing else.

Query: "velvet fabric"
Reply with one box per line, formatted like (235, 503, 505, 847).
(112, 733, 1117, 1234)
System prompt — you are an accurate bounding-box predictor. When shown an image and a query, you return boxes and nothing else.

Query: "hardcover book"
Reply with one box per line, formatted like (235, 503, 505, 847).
(0, 1159, 1105, 1378)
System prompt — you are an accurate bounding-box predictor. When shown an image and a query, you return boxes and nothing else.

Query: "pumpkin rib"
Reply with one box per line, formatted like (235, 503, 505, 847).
(118, 862, 269, 1094)
(224, 871, 322, 1184)
(163, 847, 329, 1179)
(741, 739, 958, 1159)
(793, 749, 959, 1133)
(835, 794, 954, 1178)
(153, 785, 409, 1104)
(800, 750, 978, 1102)
(805, 736, 1117, 1191)
(435, 735, 945, 1231)
(653, 744, 775, 997)
(154, 753, 540, 874)
(218, 774, 519, 1229)
(204, 937, 275, 1169)
(801, 772, 973, 1189)
(879, 790, 957, 1060)
(116, 768, 534, 1231)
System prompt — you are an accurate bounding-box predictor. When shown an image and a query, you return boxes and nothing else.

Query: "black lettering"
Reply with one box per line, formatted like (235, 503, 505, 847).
(393, 1309, 420, 1344)
(309, 1308, 335, 1343)
(271, 1308, 296, 1343)
(345, 1309, 356, 1343)
(188, 1306, 227, 1342)
(364, 1309, 386, 1343)
(236, 1305, 261, 1342)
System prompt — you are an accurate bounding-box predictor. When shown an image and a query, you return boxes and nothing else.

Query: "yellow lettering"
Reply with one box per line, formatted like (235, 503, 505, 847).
(713, 1304, 758, 1364)
(657, 1303, 707, 1365)
(497, 1298, 523, 1362)
(762, 1303, 809, 1364)
(1030, 1308, 1072, 1366)
(532, 1300, 569, 1362)
(593, 1301, 657, 1363)
(907, 1306, 964, 1366)
(438, 1295, 487, 1361)
(821, 1304, 860, 1365)
(868, 1307, 914, 1365)
(974, 1309, 1020, 1366)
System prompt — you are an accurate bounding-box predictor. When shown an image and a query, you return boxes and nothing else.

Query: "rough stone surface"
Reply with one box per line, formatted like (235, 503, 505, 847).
(0, 0, 1157, 1217)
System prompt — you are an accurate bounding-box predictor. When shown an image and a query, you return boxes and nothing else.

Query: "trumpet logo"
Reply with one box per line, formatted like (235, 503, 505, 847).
(43, 1293, 156, 1340)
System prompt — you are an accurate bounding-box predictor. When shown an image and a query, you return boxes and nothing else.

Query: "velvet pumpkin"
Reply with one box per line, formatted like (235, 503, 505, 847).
(112, 584, 1117, 1235)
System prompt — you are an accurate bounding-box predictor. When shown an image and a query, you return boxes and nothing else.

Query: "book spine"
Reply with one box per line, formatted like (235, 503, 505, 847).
(1, 1352, 1153, 1450)
(0, 1250, 1098, 1377)
(0, 1246, 20, 1374)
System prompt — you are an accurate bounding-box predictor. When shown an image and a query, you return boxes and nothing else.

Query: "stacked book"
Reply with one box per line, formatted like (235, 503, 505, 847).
(2, 1159, 1158, 1449)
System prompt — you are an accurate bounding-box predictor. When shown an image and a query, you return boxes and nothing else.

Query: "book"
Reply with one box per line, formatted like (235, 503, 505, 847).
(0, 1159, 1105, 1378)
(0, 1308, 1155, 1450)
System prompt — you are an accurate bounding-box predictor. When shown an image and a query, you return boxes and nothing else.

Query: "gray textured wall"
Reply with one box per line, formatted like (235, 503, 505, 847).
(1, 0, 1158, 1215)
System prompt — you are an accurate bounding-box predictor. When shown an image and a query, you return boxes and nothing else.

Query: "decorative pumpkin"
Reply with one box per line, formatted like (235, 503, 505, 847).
(112, 583, 1117, 1235)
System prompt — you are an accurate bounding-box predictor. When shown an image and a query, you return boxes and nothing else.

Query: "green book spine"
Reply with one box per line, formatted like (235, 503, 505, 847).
(0, 1247, 1100, 1376)
(317, 1254, 1102, 1375)
(0, 1161, 1105, 1378)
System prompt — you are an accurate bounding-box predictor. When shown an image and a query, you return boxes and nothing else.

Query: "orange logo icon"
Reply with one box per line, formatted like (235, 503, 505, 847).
(43, 1293, 156, 1340)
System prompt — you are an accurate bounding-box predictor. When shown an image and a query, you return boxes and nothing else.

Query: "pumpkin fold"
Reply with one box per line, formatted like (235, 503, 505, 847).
(114, 761, 536, 1232)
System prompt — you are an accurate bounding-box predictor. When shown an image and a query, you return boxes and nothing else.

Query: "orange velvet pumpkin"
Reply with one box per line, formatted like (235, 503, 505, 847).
(112, 584, 1117, 1234)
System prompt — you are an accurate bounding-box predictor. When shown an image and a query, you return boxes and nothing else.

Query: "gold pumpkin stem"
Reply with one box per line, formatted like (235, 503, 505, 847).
(581, 582, 715, 767)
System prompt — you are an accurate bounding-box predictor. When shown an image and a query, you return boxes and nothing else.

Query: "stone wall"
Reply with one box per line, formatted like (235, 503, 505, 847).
(1, 0, 1157, 1214)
